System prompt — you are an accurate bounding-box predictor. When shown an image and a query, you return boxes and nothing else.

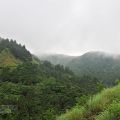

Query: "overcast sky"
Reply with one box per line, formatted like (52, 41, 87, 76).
(0, 0, 120, 55)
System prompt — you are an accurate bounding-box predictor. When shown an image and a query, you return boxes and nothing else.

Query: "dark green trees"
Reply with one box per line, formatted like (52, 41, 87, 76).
(0, 38, 103, 120)
(0, 38, 32, 61)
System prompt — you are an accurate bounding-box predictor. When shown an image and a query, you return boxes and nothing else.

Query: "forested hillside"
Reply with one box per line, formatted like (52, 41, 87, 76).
(0, 38, 32, 62)
(0, 38, 102, 120)
(40, 52, 120, 85)
(68, 52, 120, 85)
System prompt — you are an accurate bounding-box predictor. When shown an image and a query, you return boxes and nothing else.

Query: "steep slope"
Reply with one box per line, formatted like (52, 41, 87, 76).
(57, 84, 120, 120)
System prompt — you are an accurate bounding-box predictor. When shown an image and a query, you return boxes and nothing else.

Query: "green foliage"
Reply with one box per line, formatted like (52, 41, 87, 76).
(0, 38, 32, 61)
(96, 102, 120, 120)
(43, 108, 56, 120)
(0, 38, 104, 120)
(76, 95, 89, 106)
(0, 48, 21, 67)
(57, 84, 120, 120)
(57, 107, 85, 120)
(115, 79, 120, 85)
(0, 61, 101, 120)
(68, 52, 120, 86)
(41, 52, 120, 86)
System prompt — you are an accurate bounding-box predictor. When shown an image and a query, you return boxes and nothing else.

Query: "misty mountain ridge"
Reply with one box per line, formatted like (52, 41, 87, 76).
(39, 51, 120, 65)
(0, 37, 119, 85)
(39, 53, 77, 66)
(39, 51, 120, 85)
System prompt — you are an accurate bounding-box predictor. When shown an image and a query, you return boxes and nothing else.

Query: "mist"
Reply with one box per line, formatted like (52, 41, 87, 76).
(0, 0, 120, 55)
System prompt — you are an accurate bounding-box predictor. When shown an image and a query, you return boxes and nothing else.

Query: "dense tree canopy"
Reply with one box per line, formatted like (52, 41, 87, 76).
(0, 61, 102, 120)
(0, 39, 103, 120)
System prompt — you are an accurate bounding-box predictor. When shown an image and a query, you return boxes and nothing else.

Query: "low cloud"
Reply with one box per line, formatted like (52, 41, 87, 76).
(0, 0, 120, 55)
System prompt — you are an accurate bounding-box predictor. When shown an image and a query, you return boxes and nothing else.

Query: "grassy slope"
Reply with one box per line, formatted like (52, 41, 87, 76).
(0, 48, 22, 67)
(57, 84, 120, 120)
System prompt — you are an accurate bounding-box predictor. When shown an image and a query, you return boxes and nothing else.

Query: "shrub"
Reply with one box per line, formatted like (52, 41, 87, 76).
(96, 102, 120, 120)
(57, 106, 85, 120)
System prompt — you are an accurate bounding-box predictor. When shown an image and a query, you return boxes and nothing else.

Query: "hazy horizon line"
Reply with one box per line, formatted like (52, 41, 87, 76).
(37, 50, 120, 57)
(1, 36, 120, 57)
